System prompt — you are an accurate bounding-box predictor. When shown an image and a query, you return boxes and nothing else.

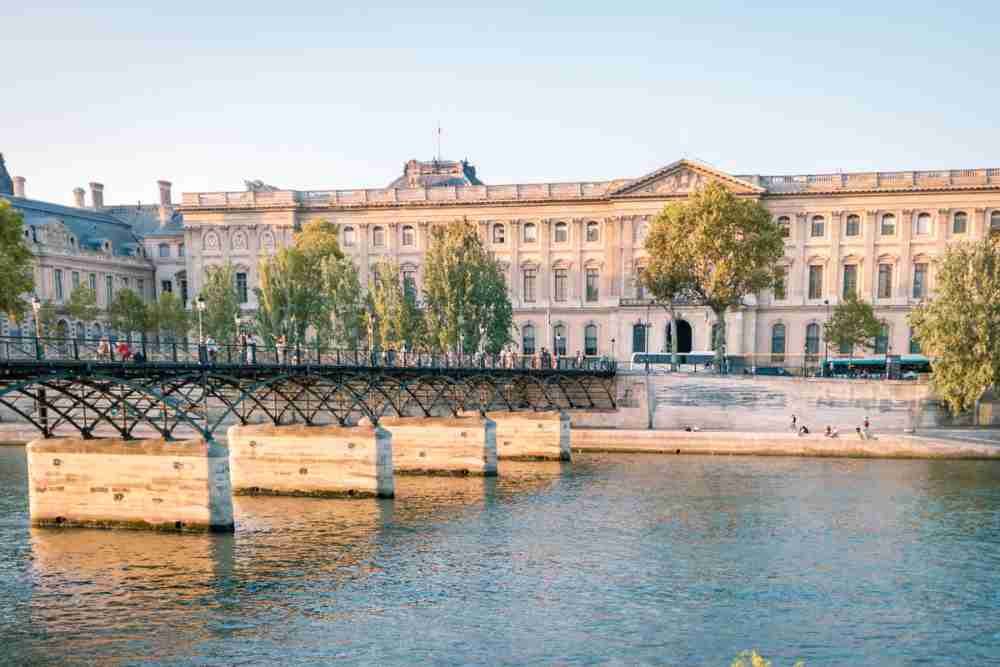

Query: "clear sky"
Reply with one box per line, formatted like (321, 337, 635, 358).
(3, 1, 999, 205)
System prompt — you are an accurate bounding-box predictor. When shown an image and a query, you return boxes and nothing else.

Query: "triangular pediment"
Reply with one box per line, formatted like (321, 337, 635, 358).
(609, 159, 764, 197)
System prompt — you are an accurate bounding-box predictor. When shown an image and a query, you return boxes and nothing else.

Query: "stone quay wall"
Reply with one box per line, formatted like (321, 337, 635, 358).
(227, 424, 394, 498)
(571, 373, 973, 433)
(26, 437, 234, 532)
(486, 411, 571, 461)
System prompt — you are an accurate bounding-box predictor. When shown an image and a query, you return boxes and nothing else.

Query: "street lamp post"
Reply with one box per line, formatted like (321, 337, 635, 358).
(31, 295, 42, 360)
(803, 342, 809, 378)
(610, 337, 616, 364)
(196, 296, 206, 363)
(823, 299, 830, 376)
(457, 312, 465, 363)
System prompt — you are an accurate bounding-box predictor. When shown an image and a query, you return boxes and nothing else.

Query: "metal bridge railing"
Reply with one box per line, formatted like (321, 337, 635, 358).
(0, 336, 617, 374)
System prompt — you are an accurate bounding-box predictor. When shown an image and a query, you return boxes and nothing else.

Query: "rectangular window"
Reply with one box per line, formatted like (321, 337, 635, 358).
(635, 267, 646, 300)
(881, 216, 896, 236)
(584, 326, 598, 356)
(522, 268, 536, 303)
(523, 224, 537, 243)
(554, 224, 568, 243)
(54, 269, 63, 301)
(878, 264, 893, 299)
(913, 263, 927, 299)
(89, 273, 97, 291)
(842, 265, 857, 298)
(808, 265, 823, 300)
(122, 277, 129, 289)
(553, 268, 568, 302)
(137, 279, 144, 299)
(236, 272, 248, 304)
(158, 244, 169, 258)
(178, 243, 185, 257)
(161, 280, 173, 294)
(585, 268, 599, 302)
(105, 275, 113, 305)
(403, 270, 417, 299)
(845, 215, 860, 237)
(774, 267, 786, 300)
(811, 217, 825, 237)
(71, 272, 80, 289)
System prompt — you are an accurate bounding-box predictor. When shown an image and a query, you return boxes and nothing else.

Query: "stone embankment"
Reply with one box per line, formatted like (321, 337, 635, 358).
(572, 428, 1000, 459)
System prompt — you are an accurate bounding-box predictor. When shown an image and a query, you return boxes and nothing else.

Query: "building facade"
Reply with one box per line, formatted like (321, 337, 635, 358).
(180, 157, 1000, 365)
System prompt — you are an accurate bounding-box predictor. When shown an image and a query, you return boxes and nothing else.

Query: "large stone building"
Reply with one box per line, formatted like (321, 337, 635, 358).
(0, 153, 176, 339)
(180, 157, 1000, 365)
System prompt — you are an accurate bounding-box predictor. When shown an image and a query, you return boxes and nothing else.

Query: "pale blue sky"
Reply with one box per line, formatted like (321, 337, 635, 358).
(3, 1, 999, 205)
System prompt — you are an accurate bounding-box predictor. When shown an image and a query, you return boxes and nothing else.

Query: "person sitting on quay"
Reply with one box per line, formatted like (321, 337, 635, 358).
(798, 425, 810, 436)
(824, 425, 839, 438)
(856, 427, 866, 440)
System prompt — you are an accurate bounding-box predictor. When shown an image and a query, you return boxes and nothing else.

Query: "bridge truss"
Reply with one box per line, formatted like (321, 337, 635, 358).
(0, 360, 617, 441)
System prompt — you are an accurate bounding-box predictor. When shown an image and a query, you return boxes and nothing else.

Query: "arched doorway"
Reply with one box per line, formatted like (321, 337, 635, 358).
(664, 319, 693, 353)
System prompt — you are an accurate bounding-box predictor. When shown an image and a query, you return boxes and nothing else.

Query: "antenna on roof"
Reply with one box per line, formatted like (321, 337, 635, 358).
(436, 122, 442, 162)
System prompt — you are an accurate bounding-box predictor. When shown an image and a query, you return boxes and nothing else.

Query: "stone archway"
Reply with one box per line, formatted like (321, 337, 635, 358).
(665, 319, 693, 354)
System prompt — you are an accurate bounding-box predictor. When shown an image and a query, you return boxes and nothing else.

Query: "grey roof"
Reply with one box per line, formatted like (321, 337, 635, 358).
(0, 154, 12, 196)
(0, 194, 149, 258)
(103, 203, 184, 237)
(387, 158, 483, 188)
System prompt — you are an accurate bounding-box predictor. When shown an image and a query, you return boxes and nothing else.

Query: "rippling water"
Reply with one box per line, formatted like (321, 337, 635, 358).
(2, 446, 1000, 665)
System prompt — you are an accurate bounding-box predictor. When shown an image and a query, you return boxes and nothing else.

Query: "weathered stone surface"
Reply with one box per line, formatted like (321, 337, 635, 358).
(227, 423, 394, 498)
(364, 416, 497, 476)
(572, 428, 1000, 460)
(486, 411, 570, 461)
(26, 437, 234, 532)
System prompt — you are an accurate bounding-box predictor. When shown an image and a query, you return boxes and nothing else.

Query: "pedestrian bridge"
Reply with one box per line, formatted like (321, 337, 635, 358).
(0, 337, 617, 441)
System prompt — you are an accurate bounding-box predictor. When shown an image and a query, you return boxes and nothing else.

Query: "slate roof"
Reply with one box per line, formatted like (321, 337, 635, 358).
(387, 158, 483, 188)
(102, 204, 184, 237)
(0, 194, 148, 257)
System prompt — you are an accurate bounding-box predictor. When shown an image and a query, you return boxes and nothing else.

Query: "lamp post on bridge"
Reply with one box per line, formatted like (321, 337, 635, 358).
(196, 295, 206, 364)
(31, 295, 42, 360)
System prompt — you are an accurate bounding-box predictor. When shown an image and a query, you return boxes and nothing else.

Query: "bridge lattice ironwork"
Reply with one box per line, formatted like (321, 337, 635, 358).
(0, 337, 617, 441)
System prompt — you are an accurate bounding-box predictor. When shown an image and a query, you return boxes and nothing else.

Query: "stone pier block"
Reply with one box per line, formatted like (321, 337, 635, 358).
(26, 437, 234, 532)
(490, 411, 571, 461)
(227, 424, 394, 498)
(372, 416, 497, 476)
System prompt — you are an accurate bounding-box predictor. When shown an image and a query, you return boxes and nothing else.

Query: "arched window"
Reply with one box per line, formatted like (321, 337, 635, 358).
(778, 216, 791, 238)
(584, 324, 598, 356)
(991, 211, 1000, 234)
(343, 226, 355, 247)
(523, 222, 537, 243)
(553, 324, 567, 356)
(953, 211, 968, 234)
(711, 323, 722, 351)
(914, 213, 931, 236)
(493, 223, 505, 244)
(554, 221, 568, 243)
(634, 266, 646, 299)
(586, 221, 600, 242)
(158, 243, 169, 258)
(522, 324, 536, 355)
(875, 325, 890, 354)
(880, 213, 896, 236)
(845, 214, 860, 237)
(811, 216, 825, 237)
(805, 323, 820, 357)
(771, 323, 786, 362)
(372, 226, 385, 247)
(401, 225, 414, 246)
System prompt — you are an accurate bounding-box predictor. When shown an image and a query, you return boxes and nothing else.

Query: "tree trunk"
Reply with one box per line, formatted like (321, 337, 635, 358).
(666, 304, 679, 371)
(713, 307, 726, 374)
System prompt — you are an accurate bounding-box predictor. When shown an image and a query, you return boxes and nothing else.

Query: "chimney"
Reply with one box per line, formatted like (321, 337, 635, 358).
(73, 187, 86, 208)
(89, 182, 104, 209)
(13, 176, 25, 198)
(157, 180, 172, 225)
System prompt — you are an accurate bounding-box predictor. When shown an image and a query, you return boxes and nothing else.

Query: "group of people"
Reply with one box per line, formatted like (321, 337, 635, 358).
(95, 336, 145, 363)
(791, 414, 874, 440)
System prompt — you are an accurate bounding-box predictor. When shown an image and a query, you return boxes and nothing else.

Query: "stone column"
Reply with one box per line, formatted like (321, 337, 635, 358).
(830, 210, 843, 301)
(621, 217, 634, 297)
(937, 207, 951, 241)
(794, 213, 808, 302)
(898, 209, 913, 300)
(973, 208, 987, 240)
(864, 209, 879, 300)
(574, 218, 584, 307)
(388, 222, 399, 261)
(604, 217, 617, 300)
(510, 220, 521, 304)
(540, 219, 552, 305)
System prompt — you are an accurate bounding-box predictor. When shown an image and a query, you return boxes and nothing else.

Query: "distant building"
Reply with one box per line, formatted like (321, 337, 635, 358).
(181, 156, 1000, 364)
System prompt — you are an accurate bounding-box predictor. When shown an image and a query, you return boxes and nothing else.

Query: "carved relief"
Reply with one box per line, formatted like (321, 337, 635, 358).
(644, 168, 706, 194)
(203, 231, 220, 252)
(232, 231, 248, 251)
(259, 231, 275, 253)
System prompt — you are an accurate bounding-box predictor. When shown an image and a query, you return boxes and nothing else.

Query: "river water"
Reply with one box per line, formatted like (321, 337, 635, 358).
(2, 446, 999, 666)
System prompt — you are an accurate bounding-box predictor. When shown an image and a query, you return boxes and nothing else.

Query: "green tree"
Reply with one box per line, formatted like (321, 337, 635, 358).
(321, 255, 365, 348)
(107, 288, 148, 340)
(369, 258, 424, 351)
(910, 238, 1000, 416)
(823, 292, 882, 359)
(149, 291, 190, 342)
(422, 219, 513, 354)
(199, 263, 240, 343)
(295, 218, 344, 262)
(35, 300, 58, 337)
(0, 200, 35, 322)
(640, 247, 696, 368)
(643, 182, 784, 369)
(65, 285, 100, 325)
